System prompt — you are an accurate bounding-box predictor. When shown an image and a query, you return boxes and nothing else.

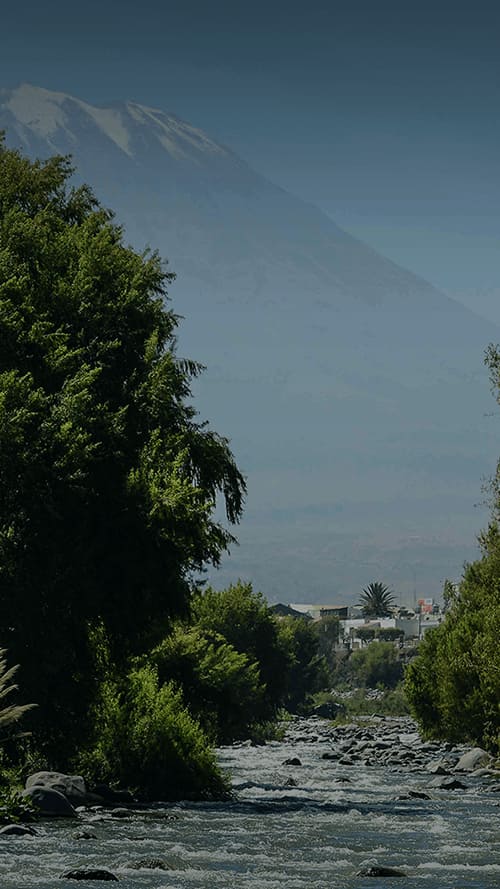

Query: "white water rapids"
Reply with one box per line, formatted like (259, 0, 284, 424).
(1, 716, 499, 887)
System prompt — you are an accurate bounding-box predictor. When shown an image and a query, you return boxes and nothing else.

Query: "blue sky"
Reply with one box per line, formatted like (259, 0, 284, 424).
(2, 0, 499, 316)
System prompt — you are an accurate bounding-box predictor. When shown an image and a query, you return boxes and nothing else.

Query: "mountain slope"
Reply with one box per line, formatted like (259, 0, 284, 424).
(1, 84, 497, 601)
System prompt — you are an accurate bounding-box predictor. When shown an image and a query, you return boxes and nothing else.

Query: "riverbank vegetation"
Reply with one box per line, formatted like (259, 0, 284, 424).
(405, 346, 500, 756)
(0, 139, 327, 801)
(405, 525, 500, 754)
(2, 137, 498, 805)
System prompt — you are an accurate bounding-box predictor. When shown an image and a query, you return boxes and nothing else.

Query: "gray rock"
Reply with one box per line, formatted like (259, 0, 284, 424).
(282, 757, 301, 766)
(22, 786, 77, 818)
(0, 823, 37, 836)
(357, 865, 406, 877)
(427, 760, 450, 775)
(430, 776, 467, 790)
(398, 732, 420, 745)
(126, 858, 172, 870)
(60, 869, 118, 881)
(110, 808, 131, 818)
(455, 748, 493, 772)
(25, 771, 101, 806)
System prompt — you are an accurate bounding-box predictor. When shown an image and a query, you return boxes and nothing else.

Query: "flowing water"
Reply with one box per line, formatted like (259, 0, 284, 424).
(1, 717, 499, 888)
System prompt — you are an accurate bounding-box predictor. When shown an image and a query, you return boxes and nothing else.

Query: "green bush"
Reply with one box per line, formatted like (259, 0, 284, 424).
(349, 641, 403, 689)
(0, 787, 37, 824)
(277, 617, 329, 712)
(193, 582, 291, 722)
(405, 537, 500, 753)
(77, 665, 230, 801)
(150, 625, 264, 743)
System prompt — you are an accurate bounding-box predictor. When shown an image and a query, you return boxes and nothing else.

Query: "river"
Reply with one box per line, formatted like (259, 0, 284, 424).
(1, 716, 499, 887)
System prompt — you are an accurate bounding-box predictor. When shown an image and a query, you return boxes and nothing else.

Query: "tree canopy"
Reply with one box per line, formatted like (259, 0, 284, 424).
(0, 138, 246, 757)
(405, 345, 500, 754)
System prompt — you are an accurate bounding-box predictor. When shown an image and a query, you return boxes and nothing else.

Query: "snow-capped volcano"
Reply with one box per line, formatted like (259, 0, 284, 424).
(0, 84, 497, 600)
(1, 83, 233, 162)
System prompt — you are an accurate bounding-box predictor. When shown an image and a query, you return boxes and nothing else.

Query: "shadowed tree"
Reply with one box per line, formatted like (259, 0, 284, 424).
(0, 137, 246, 761)
(358, 582, 395, 617)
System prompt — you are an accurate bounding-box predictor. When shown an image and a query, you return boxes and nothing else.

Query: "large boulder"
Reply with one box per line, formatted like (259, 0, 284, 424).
(21, 786, 77, 818)
(61, 869, 118, 881)
(25, 771, 102, 806)
(454, 748, 493, 772)
(0, 823, 37, 836)
(313, 701, 345, 719)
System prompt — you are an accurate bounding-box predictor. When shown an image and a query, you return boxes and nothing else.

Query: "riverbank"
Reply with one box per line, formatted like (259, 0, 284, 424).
(1, 716, 499, 887)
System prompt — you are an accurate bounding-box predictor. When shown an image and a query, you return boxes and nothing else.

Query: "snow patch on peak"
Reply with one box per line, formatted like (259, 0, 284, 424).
(5, 85, 133, 156)
(126, 101, 229, 160)
(6, 83, 71, 138)
(3, 85, 232, 164)
(80, 102, 132, 156)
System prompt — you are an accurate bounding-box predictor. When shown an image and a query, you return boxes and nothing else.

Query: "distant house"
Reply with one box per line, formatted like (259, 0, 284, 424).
(340, 615, 420, 647)
(320, 605, 349, 620)
(289, 603, 350, 620)
(270, 603, 312, 620)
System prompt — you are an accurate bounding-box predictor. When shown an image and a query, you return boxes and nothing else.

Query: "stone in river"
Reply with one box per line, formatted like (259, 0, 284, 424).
(455, 747, 493, 772)
(0, 823, 37, 836)
(61, 869, 118, 881)
(126, 858, 172, 870)
(282, 757, 301, 766)
(430, 776, 467, 790)
(22, 786, 77, 818)
(357, 865, 406, 876)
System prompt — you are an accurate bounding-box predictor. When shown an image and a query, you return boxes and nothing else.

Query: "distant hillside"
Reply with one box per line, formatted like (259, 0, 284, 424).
(1, 84, 497, 601)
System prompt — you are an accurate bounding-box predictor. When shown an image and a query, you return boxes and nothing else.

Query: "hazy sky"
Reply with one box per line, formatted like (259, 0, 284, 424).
(2, 0, 499, 316)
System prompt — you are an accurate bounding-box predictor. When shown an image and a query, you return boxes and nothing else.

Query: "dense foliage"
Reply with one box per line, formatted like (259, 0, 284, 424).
(190, 582, 328, 727)
(349, 641, 403, 689)
(0, 138, 245, 770)
(150, 624, 263, 743)
(78, 664, 230, 801)
(405, 345, 500, 755)
(405, 526, 500, 752)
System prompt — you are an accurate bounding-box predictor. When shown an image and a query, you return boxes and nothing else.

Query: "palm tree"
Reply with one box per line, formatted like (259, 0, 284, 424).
(358, 582, 395, 618)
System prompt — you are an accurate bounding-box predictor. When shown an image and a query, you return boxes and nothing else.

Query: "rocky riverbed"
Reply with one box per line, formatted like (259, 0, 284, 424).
(1, 715, 499, 887)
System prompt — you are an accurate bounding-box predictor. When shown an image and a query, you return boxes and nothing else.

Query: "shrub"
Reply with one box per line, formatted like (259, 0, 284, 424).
(78, 665, 229, 801)
(349, 641, 403, 689)
(150, 625, 264, 743)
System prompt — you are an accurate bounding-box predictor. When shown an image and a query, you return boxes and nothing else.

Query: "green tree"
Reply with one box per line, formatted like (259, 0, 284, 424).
(406, 526, 500, 752)
(276, 617, 329, 712)
(377, 627, 404, 643)
(149, 624, 264, 743)
(442, 578, 458, 612)
(404, 345, 500, 754)
(192, 582, 291, 723)
(0, 139, 246, 761)
(358, 582, 395, 617)
(78, 665, 229, 801)
(355, 626, 377, 643)
(312, 614, 340, 673)
(350, 641, 403, 689)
